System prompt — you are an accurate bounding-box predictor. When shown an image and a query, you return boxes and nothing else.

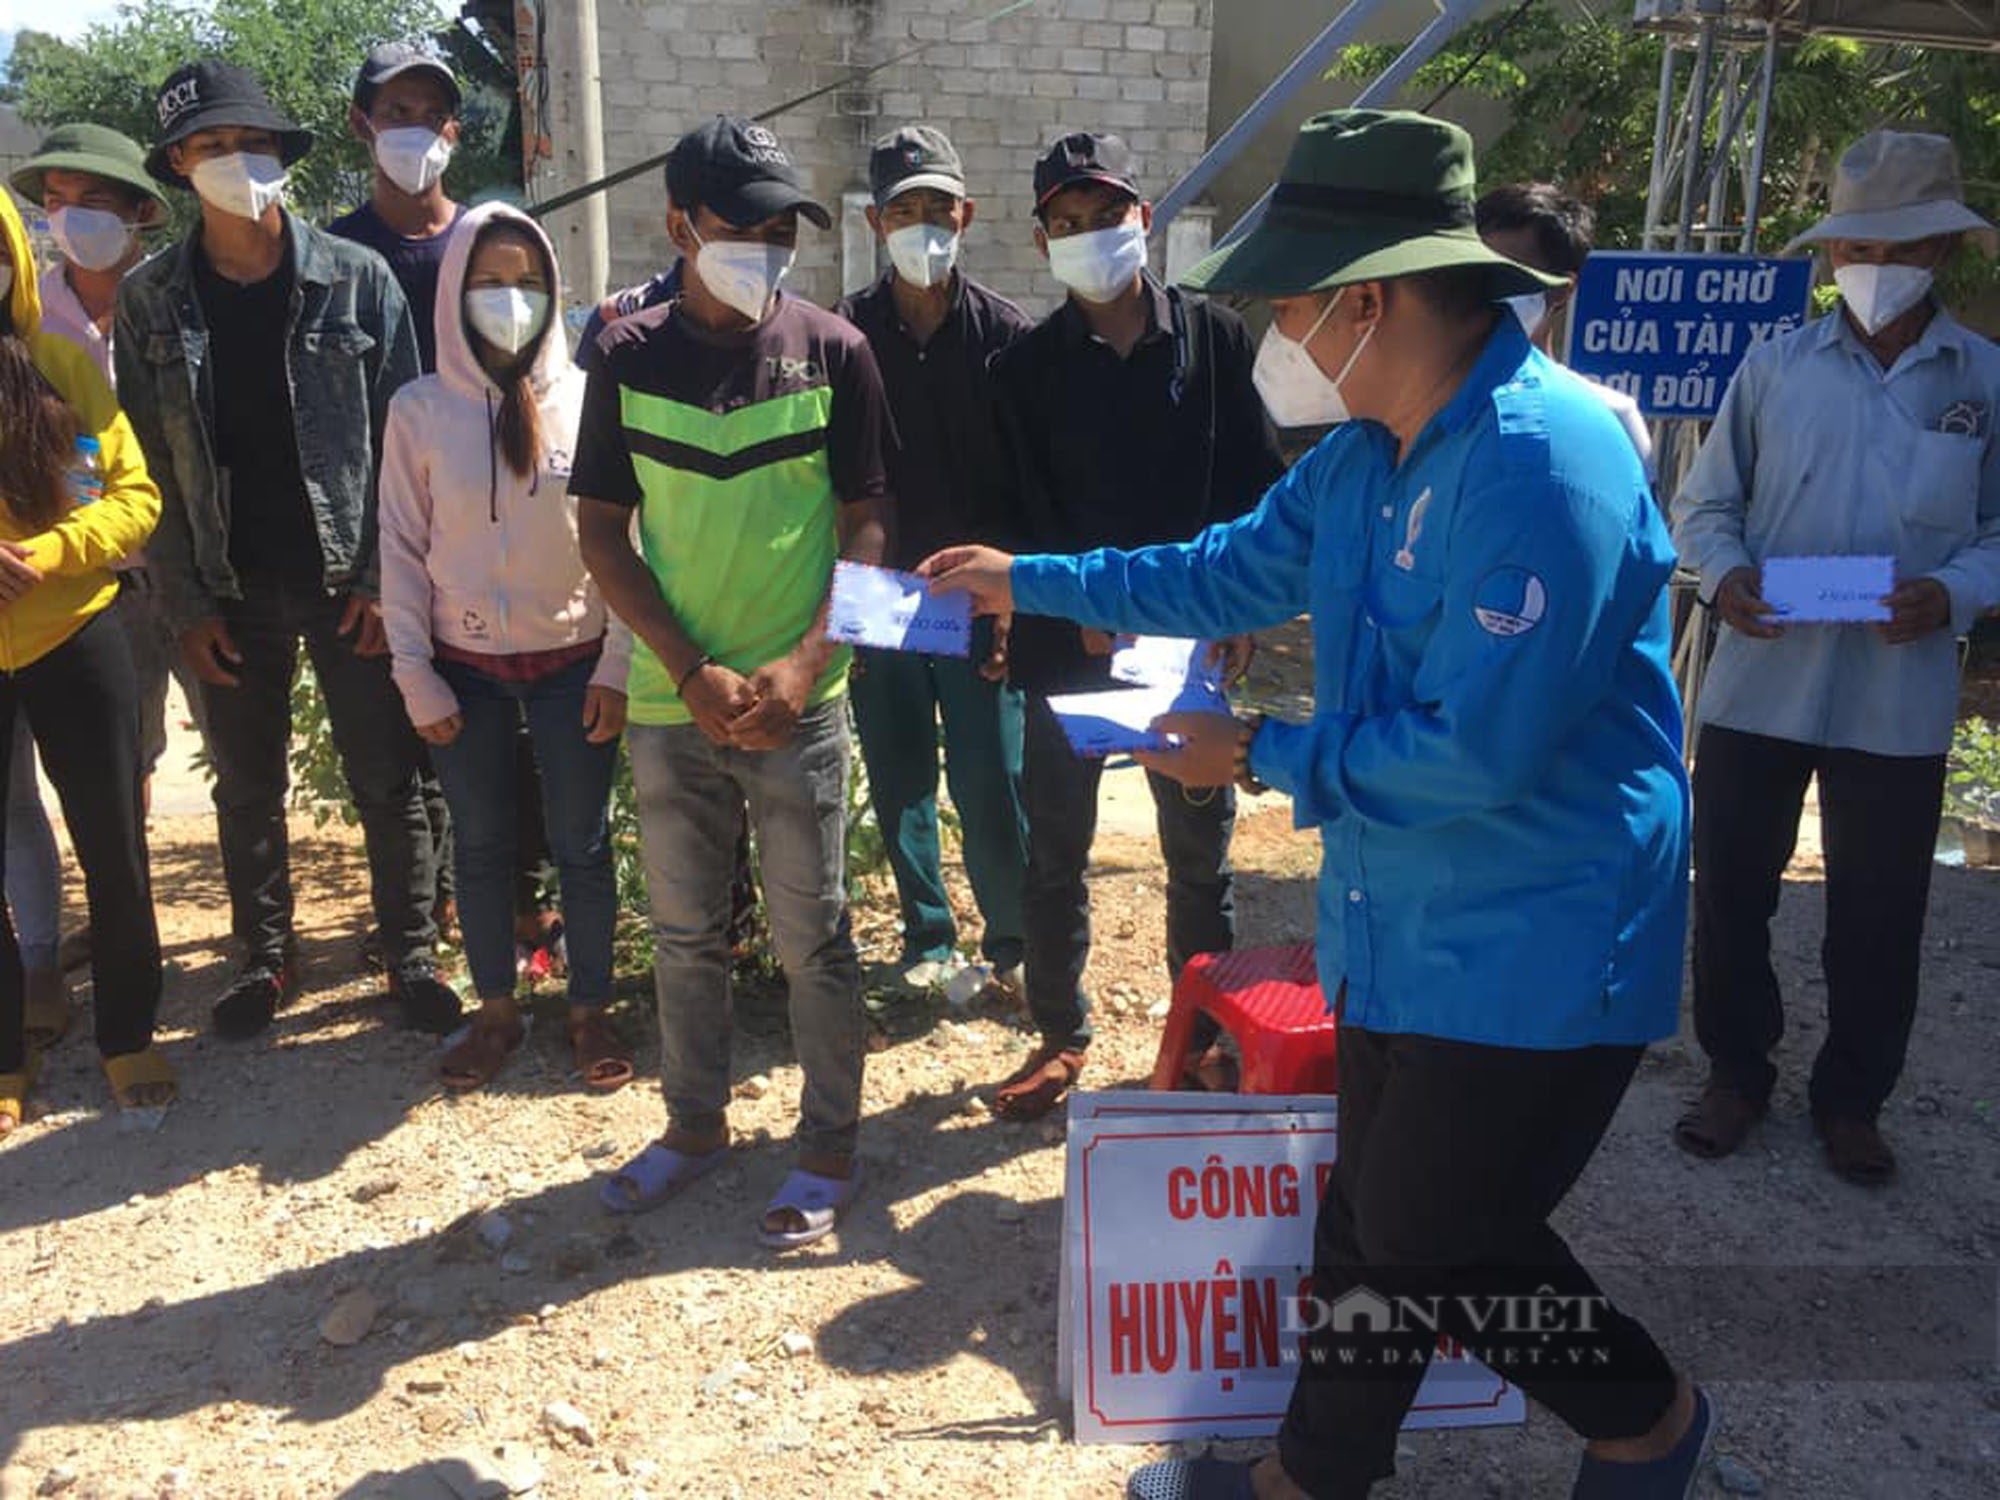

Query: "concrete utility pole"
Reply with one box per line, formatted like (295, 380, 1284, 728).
(564, 0, 610, 302)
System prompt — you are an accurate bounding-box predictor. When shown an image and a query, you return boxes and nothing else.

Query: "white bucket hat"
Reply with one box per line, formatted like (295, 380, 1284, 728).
(1785, 129, 1996, 255)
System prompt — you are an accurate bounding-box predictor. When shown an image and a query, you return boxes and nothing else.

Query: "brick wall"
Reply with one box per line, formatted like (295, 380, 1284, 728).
(540, 0, 1216, 316)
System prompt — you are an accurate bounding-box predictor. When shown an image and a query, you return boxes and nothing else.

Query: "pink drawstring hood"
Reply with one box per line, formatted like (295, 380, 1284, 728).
(376, 201, 631, 728)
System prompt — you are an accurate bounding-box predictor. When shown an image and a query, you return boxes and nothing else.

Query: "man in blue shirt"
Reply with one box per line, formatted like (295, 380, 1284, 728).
(1672, 130, 2000, 1186)
(925, 110, 1706, 1500)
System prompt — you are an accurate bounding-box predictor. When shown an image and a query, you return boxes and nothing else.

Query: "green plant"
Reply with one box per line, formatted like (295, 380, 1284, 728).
(1947, 716, 2000, 824)
(287, 661, 357, 827)
(844, 732, 890, 889)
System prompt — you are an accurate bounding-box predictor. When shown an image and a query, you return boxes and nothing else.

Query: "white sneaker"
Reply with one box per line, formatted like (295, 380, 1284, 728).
(900, 957, 960, 991)
(943, 963, 995, 1010)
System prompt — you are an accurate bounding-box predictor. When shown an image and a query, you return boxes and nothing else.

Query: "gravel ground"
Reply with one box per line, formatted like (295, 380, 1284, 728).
(2, 642, 1997, 1499)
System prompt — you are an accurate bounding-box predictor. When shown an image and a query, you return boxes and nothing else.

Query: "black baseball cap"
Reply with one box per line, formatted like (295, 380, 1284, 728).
(146, 60, 315, 189)
(1034, 131, 1140, 211)
(353, 42, 462, 115)
(869, 125, 965, 209)
(666, 116, 831, 230)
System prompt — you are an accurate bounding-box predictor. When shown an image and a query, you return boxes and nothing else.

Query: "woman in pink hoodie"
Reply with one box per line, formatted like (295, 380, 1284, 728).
(379, 202, 632, 1092)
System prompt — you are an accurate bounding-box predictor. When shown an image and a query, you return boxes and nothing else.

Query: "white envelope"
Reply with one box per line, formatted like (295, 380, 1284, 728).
(1760, 554, 1894, 624)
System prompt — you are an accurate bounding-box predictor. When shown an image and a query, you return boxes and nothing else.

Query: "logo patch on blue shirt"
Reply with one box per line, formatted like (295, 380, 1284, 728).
(1473, 567, 1547, 637)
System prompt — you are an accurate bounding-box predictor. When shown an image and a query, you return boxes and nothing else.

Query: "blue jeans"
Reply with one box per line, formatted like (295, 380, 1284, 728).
(849, 646, 1027, 968)
(427, 654, 618, 1007)
(628, 699, 864, 1158)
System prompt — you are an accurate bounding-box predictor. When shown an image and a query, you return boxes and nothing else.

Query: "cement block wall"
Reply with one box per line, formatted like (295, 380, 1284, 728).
(539, 0, 1217, 316)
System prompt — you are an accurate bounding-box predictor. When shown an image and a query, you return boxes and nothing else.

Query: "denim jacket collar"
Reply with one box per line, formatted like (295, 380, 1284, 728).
(163, 207, 347, 299)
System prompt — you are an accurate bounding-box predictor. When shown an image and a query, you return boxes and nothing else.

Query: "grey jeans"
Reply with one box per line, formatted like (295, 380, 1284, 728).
(628, 698, 865, 1158)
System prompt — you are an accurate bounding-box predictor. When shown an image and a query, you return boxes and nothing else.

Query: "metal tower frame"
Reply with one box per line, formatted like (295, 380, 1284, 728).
(1632, 3, 1791, 742)
(1153, 0, 1495, 244)
(1637, 1, 1785, 253)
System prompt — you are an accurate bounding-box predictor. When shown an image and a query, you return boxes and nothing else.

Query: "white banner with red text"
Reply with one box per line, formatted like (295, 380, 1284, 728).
(1061, 1092, 1525, 1444)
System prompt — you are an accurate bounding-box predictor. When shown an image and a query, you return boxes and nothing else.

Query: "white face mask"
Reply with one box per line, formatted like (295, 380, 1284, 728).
(1046, 219, 1147, 304)
(1504, 292, 1547, 336)
(691, 227, 794, 323)
(372, 126, 454, 197)
(49, 205, 137, 273)
(189, 152, 289, 221)
(465, 286, 550, 357)
(885, 222, 959, 290)
(1834, 262, 1933, 336)
(1253, 291, 1375, 429)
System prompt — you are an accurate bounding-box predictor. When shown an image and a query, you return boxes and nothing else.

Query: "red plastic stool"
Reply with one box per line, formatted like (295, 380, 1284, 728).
(1147, 941, 1338, 1094)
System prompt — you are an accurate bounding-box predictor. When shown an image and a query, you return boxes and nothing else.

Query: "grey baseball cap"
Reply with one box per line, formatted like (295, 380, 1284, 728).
(354, 42, 462, 114)
(869, 125, 966, 208)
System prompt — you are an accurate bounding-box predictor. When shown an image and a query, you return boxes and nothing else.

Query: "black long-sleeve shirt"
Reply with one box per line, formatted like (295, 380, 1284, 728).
(985, 273, 1287, 694)
(836, 268, 1031, 571)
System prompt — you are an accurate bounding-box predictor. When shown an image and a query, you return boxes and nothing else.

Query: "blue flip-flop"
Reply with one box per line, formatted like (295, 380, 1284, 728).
(597, 1140, 727, 1215)
(1570, 1385, 1718, 1499)
(1125, 1454, 1257, 1500)
(756, 1165, 863, 1250)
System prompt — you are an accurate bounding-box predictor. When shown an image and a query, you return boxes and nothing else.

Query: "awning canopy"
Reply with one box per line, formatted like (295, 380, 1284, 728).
(1635, 0, 2000, 53)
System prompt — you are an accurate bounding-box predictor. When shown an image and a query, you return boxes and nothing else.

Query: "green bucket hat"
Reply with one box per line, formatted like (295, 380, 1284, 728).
(1182, 109, 1561, 299)
(8, 122, 168, 211)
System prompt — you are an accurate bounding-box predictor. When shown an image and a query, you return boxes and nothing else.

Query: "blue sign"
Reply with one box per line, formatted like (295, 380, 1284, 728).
(1563, 251, 1814, 420)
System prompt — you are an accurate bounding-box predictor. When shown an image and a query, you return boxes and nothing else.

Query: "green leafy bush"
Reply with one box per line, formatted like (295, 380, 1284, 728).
(1947, 717, 2000, 824)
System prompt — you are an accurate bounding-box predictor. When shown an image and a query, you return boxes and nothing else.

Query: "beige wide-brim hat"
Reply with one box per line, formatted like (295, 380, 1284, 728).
(1784, 129, 1997, 255)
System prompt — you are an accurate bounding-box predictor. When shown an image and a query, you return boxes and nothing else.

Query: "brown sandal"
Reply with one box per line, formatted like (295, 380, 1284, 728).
(1673, 1079, 1767, 1159)
(438, 1017, 524, 1093)
(569, 1011, 634, 1093)
(992, 1043, 1086, 1121)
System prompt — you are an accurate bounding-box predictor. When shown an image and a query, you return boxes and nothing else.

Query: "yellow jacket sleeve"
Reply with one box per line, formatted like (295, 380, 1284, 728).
(19, 331, 161, 577)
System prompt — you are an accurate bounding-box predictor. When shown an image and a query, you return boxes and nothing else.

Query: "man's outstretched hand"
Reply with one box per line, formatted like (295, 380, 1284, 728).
(917, 545, 1016, 618)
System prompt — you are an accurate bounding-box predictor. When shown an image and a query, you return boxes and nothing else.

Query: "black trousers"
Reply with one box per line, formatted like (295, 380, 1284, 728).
(1279, 1027, 1677, 1498)
(0, 609, 161, 1072)
(196, 579, 436, 972)
(1021, 693, 1234, 1051)
(1691, 724, 1945, 1123)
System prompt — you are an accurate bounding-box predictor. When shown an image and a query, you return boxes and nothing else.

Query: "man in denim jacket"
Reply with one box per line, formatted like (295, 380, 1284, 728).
(116, 60, 459, 1038)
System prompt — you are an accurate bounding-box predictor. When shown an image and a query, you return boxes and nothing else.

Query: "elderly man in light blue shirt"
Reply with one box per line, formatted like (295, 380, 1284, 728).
(1672, 129, 2000, 1187)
